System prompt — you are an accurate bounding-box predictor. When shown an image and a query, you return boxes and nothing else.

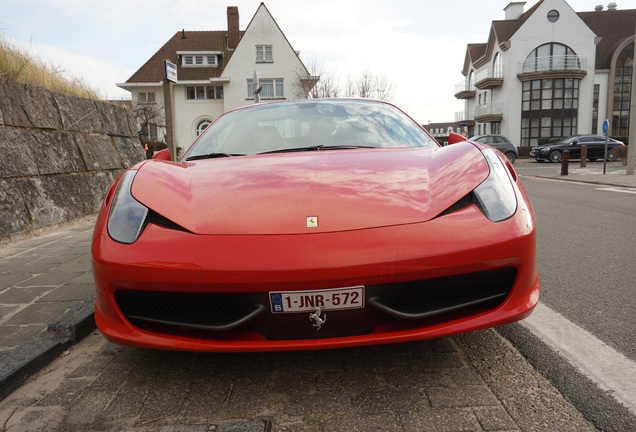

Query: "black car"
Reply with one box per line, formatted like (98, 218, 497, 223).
(529, 135, 625, 163)
(468, 134, 518, 163)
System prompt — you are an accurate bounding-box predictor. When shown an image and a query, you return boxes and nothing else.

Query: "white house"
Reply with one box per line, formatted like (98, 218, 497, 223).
(454, 0, 635, 148)
(117, 3, 315, 156)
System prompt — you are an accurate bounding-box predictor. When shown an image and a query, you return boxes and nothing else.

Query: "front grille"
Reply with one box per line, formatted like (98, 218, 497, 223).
(114, 267, 517, 340)
(367, 267, 516, 319)
(115, 291, 266, 331)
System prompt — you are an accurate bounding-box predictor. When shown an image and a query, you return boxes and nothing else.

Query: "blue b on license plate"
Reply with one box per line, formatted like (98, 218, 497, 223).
(269, 286, 365, 313)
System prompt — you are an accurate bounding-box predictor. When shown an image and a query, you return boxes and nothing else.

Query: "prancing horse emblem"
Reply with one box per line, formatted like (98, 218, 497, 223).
(309, 306, 326, 330)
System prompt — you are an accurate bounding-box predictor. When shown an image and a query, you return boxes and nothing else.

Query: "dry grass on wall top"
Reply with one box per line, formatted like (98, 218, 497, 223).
(0, 35, 101, 100)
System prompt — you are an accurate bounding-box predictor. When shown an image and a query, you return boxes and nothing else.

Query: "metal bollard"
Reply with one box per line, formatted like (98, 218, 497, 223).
(561, 150, 570, 176)
(580, 145, 587, 167)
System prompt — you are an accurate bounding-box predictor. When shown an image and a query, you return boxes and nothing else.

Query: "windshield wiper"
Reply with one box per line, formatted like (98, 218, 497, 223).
(185, 153, 245, 161)
(258, 145, 376, 155)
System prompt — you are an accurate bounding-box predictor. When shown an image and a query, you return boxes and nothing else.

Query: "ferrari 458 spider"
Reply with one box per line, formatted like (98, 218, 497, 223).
(92, 99, 539, 352)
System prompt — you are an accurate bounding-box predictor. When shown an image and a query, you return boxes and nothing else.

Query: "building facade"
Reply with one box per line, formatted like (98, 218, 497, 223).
(117, 3, 315, 156)
(455, 0, 635, 148)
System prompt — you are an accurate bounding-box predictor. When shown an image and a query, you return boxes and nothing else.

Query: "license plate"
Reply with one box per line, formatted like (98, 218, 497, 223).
(269, 286, 365, 313)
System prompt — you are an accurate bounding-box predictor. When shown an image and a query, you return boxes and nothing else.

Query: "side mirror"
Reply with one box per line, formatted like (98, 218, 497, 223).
(152, 148, 173, 161)
(448, 132, 467, 145)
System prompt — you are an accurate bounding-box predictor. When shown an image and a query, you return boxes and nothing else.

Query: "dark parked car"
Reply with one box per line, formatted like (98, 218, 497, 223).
(529, 135, 625, 162)
(468, 135, 518, 163)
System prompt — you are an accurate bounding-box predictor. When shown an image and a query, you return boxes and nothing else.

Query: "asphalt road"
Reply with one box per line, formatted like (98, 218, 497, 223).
(519, 174, 635, 361)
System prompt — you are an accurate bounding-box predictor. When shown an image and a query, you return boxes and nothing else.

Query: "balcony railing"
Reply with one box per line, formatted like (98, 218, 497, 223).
(455, 81, 476, 93)
(454, 80, 476, 99)
(474, 103, 503, 121)
(476, 65, 503, 83)
(519, 55, 586, 74)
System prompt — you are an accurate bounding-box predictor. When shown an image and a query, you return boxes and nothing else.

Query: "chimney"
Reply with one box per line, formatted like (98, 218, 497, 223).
(227, 6, 239, 50)
(595, 5, 604, 11)
(607, 2, 617, 10)
(504, 2, 527, 20)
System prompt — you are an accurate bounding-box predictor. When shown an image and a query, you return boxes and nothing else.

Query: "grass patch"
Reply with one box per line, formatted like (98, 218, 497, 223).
(0, 35, 100, 100)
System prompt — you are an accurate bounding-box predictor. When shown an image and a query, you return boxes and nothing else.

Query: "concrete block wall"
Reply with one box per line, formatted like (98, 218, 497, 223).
(0, 79, 145, 243)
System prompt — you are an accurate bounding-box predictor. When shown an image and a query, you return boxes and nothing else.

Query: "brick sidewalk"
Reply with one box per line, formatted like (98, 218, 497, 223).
(0, 216, 96, 399)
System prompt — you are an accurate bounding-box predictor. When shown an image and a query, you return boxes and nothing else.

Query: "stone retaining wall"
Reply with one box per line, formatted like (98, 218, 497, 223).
(0, 79, 144, 243)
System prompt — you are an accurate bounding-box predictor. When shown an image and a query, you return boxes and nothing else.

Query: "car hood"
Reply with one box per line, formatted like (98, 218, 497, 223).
(131, 143, 489, 235)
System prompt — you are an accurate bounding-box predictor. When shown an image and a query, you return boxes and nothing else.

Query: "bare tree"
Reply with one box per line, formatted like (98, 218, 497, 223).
(294, 55, 339, 99)
(371, 72, 395, 101)
(324, 66, 394, 101)
(132, 101, 165, 144)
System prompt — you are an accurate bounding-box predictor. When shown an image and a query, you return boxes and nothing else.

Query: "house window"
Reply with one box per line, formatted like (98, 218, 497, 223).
(182, 54, 218, 67)
(138, 92, 156, 104)
(592, 84, 600, 135)
(186, 86, 224, 100)
(547, 10, 560, 23)
(256, 45, 273, 63)
(196, 120, 212, 136)
(247, 78, 284, 99)
(493, 52, 503, 78)
(521, 78, 579, 146)
(523, 43, 578, 73)
(612, 41, 633, 137)
(491, 122, 501, 134)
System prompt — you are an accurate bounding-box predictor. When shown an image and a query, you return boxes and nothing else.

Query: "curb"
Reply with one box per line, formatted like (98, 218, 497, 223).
(0, 298, 96, 401)
(526, 174, 636, 190)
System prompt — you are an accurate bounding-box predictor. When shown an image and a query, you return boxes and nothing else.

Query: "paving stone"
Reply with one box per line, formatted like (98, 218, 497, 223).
(139, 378, 191, 421)
(321, 412, 403, 431)
(0, 272, 36, 288)
(216, 419, 269, 432)
(36, 284, 93, 302)
(5, 301, 78, 325)
(350, 387, 427, 412)
(35, 377, 92, 406)
(402, 408, 483, 432)
(426, 385, 499, 408)
(0, 324, 44, 348)
(63, 390, 113, 427)
(284, 390, 351, 417)
(384, 366, 454, 389)
(0, 286, 54, 303)
(473, 406, 519, 431)
(409, 351, 467, 370)
(181, 379, 228, 420)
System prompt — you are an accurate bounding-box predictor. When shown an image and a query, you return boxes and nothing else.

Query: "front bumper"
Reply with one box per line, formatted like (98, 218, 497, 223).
(92, 203, 539, 352)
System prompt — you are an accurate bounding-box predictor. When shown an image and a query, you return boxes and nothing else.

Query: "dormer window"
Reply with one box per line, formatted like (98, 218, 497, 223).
(179, 52, 221, 67)
(256, 45, 273, 63)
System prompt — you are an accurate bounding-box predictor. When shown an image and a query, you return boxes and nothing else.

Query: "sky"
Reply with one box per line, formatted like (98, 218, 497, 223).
(1, 0, 614, 124)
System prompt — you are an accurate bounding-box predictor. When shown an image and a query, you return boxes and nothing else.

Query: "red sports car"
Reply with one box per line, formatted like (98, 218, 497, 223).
(92, 99, 539, 352)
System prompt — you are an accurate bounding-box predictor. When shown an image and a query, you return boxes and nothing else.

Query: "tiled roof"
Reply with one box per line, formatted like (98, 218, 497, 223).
(468, 43, 488, 61)
(125, 30, 245, 83)
(578, 9, 636, 69)
(491, 20, 522, 44)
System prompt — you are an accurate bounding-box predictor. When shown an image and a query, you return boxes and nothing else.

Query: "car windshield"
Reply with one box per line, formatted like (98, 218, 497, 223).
(182, 99, 438, 160)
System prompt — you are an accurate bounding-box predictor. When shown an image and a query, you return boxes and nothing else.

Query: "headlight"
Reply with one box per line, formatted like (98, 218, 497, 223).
(107, 170, 149, 244)
(473, 149, 517, 222)
(540, 147, 550, 153)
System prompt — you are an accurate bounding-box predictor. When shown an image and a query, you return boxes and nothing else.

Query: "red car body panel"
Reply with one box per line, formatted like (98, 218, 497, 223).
(92, 142, 539, 352)
(130, 144, 487, 235)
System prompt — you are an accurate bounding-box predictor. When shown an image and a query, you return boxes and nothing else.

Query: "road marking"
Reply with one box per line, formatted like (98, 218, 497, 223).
(596, 187, 636, 194)
(522, 302, 636, 415)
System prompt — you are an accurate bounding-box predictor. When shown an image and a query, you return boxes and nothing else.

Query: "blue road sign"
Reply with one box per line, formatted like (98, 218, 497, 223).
(602, 119, 609, 135)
